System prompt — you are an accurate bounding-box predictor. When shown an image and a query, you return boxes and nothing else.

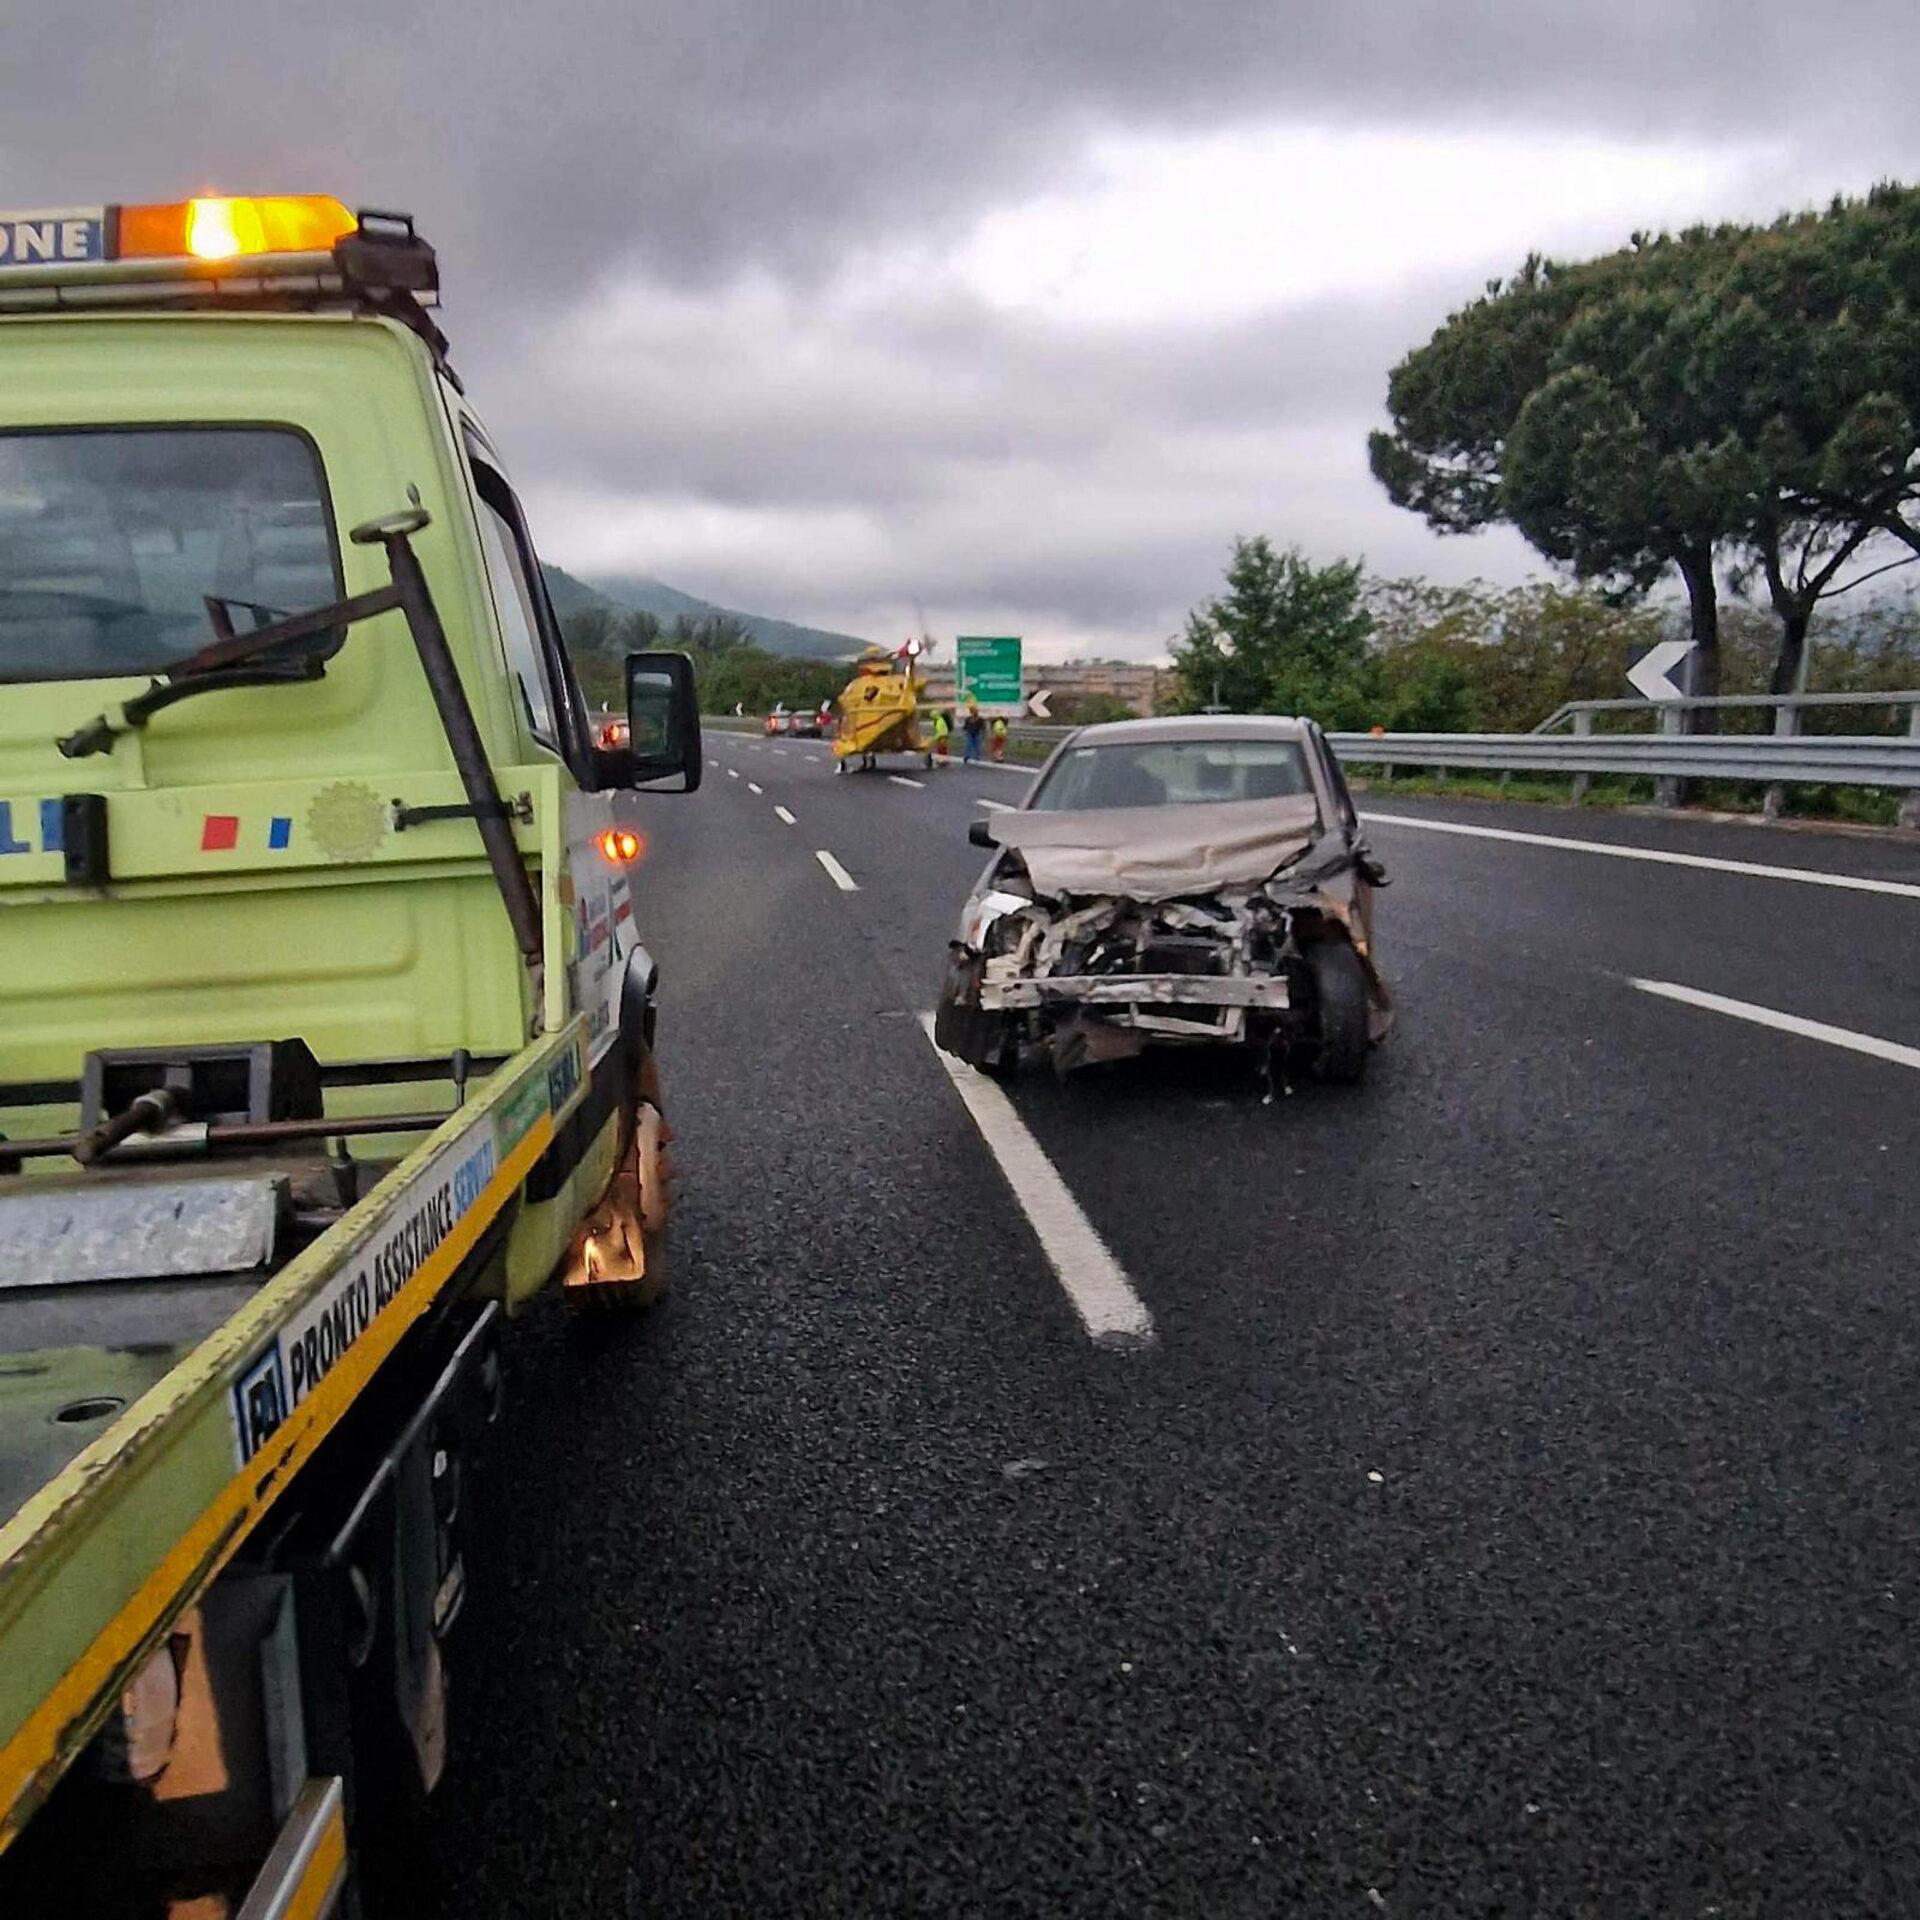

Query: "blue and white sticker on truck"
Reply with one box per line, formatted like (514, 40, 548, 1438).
(231, 1116, 500, 1464)
(0, 210, 106, 266)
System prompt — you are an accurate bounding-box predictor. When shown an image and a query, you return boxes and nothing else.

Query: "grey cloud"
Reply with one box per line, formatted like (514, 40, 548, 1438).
(498, 281, 1429, 509)
(9, 1, 1917, 290)
(6, 2, 1919, 650)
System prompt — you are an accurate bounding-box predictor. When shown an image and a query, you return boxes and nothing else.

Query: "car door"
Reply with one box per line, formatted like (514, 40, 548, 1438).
(1305, 722, 1377, 947)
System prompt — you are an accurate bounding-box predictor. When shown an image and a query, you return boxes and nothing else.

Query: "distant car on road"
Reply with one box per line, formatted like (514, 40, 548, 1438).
(765, 707, 792, 736)
(935, 715, 1391, 1080)
(789, 707, 825, 737)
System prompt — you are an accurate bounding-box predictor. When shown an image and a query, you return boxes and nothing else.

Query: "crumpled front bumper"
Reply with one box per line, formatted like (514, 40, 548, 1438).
(979, 973, 1289, 1011)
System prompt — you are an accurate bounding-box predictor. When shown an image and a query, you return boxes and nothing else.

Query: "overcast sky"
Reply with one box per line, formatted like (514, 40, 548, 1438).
(8, 2, 1920, 657)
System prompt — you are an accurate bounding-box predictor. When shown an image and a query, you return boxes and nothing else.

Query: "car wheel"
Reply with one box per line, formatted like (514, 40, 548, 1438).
(1306, 938, 1370, 1085)
(934, 954, 1017, 1076)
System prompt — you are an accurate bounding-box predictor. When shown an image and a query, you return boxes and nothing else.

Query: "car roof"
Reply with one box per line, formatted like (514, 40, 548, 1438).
(1063, 713, 1314, 747)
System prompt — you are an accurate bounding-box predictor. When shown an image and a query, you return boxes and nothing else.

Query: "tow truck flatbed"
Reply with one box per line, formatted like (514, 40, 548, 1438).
(0, 1021, 584, 1844)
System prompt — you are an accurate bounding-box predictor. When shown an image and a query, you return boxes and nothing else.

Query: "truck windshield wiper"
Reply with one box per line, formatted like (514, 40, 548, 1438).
(56, 589, 371, 759)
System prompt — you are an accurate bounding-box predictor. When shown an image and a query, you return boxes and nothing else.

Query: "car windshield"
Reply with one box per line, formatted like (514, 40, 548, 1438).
(0, 428, 339, 683)
(1028, 736, 1314, 811)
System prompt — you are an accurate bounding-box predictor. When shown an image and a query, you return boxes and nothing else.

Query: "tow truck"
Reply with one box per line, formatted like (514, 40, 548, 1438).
(0, 193, 700, 1914)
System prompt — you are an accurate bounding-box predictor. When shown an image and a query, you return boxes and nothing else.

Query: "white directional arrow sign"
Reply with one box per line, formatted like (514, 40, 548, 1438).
(1027, 687, 1053, 719)
(1627, 639, 1694, 702)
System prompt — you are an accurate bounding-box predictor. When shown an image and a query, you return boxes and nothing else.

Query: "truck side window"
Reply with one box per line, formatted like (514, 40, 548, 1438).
(465, 449, 598, 778)
(469, 463, 559, 749)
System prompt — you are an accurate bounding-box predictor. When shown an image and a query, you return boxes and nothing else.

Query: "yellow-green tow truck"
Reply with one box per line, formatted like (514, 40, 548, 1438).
(0, 193, 700, 1915)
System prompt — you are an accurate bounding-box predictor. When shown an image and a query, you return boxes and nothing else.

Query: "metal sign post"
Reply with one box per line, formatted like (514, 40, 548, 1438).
(1626, 639, 1695, 808)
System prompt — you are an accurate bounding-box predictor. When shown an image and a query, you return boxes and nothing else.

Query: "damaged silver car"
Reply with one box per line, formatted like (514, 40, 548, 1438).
(934, 716, 1391, 1080)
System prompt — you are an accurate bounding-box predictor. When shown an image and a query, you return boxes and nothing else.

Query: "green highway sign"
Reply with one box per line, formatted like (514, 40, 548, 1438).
(956, 634, 1023, 706)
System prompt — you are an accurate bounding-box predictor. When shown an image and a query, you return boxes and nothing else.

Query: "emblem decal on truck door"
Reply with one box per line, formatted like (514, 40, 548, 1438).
(305, 781, 387, 861)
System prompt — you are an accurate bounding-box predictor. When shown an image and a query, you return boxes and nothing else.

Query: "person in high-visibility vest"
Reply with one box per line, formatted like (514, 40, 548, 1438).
(989, 715, 1008, 762)
(931, 709, 951, 762)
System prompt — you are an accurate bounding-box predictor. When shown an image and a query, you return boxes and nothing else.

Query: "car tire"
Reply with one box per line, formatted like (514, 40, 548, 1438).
(1306, 937, 1370, 1085)
(934, 954, 1017, 1076)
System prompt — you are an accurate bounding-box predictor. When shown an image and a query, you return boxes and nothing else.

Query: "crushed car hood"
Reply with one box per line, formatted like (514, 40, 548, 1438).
(984, 794, 1322, 900)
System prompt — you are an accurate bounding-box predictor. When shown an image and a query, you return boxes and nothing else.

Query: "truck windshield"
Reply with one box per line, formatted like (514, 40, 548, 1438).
(0, 427, 339, 683)
(1030, 736, 1314, 811)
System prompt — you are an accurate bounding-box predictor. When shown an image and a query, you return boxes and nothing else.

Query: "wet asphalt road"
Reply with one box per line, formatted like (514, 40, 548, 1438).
(408, 732, 1920, 1918)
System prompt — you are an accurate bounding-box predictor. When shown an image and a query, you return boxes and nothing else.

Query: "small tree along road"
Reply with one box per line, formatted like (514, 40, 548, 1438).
(1370, 184, 1920, 720)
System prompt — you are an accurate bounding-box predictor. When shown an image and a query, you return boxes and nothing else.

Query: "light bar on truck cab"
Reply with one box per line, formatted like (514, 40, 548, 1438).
(0, 197, 437, 311)
(119, 194, 358, 262)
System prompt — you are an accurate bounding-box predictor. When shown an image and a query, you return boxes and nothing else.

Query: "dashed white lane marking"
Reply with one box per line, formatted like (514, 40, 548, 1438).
(888, 774, 927, 789)
(726, 768, 740, 779)
(815, 849, 859, 891)
(1361, 811, 1920, 902)
(978, 797, 1013, 812)
(748, 781, 763, 794)
(707, 757, 721, 768)
(774, 805, 796, 825)
(1631, 979, 1920, 1071)
(916, 1014, 1153, 1348)
(771, 748, 788, 756)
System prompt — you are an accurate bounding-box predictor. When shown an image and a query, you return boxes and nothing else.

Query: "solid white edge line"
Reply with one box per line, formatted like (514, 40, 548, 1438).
(815, 849, 859, 891)
(978, 797, 1013, 812)
(916, 1013, 1152, 1346)
(748, 782, 763, 793)
(1631, 978, 1920, 1071)
(774, 805, 796, 825)
(1360, 810, 1920, 901)
(887, 775, 927, 789)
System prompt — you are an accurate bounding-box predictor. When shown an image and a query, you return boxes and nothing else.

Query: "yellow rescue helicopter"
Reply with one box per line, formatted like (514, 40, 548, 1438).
(831, 638, 936, 773)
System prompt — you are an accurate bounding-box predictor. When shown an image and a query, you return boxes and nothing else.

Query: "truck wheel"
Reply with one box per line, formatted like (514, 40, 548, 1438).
(1306, 938, 1370, 1085)
(632, 1091, 671, 1293)
(567, 1047, 674, 1309)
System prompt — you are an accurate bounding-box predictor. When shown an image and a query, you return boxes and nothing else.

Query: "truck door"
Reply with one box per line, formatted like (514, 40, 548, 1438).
(454, 428, 633, 1066)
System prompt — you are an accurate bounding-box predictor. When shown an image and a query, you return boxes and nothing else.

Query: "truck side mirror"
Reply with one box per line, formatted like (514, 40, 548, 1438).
(619, 651, 702, 791)
(969, 819, 997, 849)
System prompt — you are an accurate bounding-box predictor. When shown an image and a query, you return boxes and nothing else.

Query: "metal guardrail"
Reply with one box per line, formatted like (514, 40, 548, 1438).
(1332, 697, 1920, 828)
(1326, 729, 1920, 786)
(1534, 689, 1920, 731)
(722, 704, 1920, 824)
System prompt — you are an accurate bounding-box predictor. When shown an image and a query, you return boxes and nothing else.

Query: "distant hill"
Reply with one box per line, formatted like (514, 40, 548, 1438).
(542, 565, 620, 621)
(542, 564, 868, 660)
